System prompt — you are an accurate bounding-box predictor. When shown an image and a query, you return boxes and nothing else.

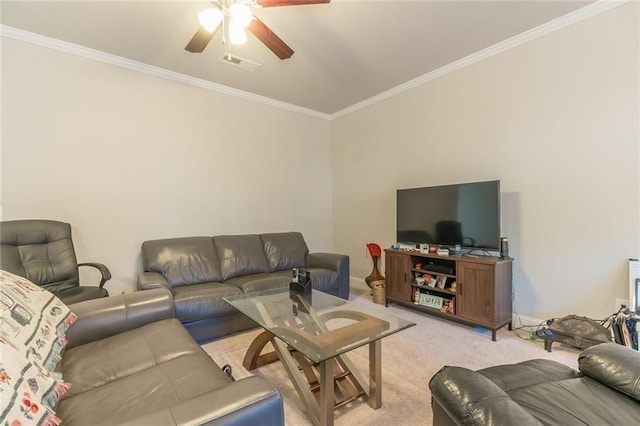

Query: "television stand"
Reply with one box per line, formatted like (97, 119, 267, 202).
(384, 249, 513, 341)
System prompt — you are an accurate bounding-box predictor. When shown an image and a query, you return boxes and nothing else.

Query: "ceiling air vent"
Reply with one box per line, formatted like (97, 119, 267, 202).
(219, 55, 262, 73)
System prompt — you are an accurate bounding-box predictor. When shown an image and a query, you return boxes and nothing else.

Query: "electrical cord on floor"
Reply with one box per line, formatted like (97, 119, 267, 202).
(512, 306, 627, 346)
(510, 313, 547, 344)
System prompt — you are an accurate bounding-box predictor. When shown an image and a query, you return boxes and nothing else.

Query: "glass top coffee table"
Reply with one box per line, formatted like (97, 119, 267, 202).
(224, 288, 415, 426)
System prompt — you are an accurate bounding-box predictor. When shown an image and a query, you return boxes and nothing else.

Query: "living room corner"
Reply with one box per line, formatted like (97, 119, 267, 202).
(331, 1, 640, 326)
(1, 1, 639, 425)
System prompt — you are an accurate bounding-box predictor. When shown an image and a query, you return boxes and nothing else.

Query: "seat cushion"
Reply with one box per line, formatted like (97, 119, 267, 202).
(141, 237, 222, 286)
(505, 377, 640, 424)
(225, 271, 291, 294)
(214, 235, 270, 281)
(172, 282, 242, 322)
(260, 232, 309, 272)
(61, 318, 204, 396)
(57, 352, 231, 426)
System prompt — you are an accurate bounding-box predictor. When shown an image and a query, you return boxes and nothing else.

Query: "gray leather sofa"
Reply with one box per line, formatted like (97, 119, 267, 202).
(57, 289, 284, 426)
(429, 343, 640, 425)
(138, 232, 349, 342)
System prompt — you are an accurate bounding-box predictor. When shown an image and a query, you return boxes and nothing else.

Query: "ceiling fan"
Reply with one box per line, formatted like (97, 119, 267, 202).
(185, 0, 330, 60)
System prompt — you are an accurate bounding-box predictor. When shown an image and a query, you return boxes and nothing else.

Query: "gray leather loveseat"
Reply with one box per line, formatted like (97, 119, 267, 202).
(429, 342, 640, 425)
(138, 232, 349, 342)
(57, 289, 284, 425)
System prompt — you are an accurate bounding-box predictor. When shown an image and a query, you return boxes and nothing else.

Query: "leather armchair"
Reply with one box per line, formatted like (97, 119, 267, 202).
(429, 343, 640, 425)
(0, 219, 111, 304)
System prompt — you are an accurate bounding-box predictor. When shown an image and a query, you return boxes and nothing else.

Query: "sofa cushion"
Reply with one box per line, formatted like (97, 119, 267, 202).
(479, 358, 580, 392)
(214, 235, 270, 281)
(173, 283, 242, 323)
(57, 352, 231, 426)
(260, 232, 309, 272)
(141, 237, 222, 287)
(61, 318, 204, 396)
(225, 269, 337, 295)
(225, 271, 291, 294)
(505, 376, 640, 424)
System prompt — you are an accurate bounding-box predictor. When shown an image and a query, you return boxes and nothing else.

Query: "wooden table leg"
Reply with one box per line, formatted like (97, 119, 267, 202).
(319, 358, 335, 426)
(368, 339, 382, 409)
(242, 330, 279, 370)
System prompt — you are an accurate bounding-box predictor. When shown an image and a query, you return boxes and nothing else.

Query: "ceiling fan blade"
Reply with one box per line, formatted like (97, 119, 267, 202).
(185, 26, 219, 53)
(256, 0, 330, 7)
(247, 17, 294, 60)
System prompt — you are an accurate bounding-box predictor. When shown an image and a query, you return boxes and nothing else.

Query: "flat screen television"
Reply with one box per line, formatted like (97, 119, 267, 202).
(396, 180, 501, 250)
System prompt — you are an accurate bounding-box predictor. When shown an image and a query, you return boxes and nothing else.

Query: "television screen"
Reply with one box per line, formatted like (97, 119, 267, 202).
(396, 180, 500, 250)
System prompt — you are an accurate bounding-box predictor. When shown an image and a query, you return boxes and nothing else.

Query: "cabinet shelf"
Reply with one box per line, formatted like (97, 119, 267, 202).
(410, 283, 456, 296)
(411, 269, 456, 279)
(411, 303, 455, 317)
(384, 249, 513, 341)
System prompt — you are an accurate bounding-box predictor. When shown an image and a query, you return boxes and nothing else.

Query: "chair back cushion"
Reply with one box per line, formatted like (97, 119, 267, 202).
(260, 232, 309, 272)
(213, 235, 270, 281)
(141, 237, 222, 287)
(0, 220, 79, 293)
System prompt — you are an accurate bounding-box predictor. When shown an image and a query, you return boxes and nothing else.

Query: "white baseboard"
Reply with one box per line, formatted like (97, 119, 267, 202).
(512, 313, 546, 330)
(350, 276, 367, 287)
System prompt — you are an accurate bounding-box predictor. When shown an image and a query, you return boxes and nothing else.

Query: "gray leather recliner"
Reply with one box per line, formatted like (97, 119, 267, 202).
(58, 289, 284, 425)
(429, 342, 640, 425)
(0, 219, 111, 304)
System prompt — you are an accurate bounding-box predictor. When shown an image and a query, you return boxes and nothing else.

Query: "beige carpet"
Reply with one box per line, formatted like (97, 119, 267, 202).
(202, 281, 579, 425)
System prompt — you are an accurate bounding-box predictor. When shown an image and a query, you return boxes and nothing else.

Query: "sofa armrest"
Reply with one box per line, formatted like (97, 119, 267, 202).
(307, 252, 350, 299)
(117, 376, 283, 426)
(138, 271, 173, 293)
(429, 366, 541, 425)
(66, 288, 175, 349)
(579, 342, 640, 401)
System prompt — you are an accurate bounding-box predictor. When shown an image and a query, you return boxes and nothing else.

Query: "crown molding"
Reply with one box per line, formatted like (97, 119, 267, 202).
(1, 0, 628, 121)
(0, 25, 331, 121)
(330, 0, 630, 120)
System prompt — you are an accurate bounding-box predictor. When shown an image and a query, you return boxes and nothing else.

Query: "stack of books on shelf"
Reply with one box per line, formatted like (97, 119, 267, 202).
(439, 297, 455, 315)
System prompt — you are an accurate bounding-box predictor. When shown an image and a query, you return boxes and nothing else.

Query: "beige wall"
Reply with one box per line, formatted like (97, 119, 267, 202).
(1, 39, 332, 294)
(331, 3, 639, 320)
(2, 4, 638, 321)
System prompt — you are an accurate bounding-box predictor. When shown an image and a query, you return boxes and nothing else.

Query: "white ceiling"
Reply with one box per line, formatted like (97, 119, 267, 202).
(1, 1, 594, 115)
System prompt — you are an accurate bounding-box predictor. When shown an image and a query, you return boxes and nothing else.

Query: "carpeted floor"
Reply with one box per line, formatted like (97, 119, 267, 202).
(201, 280, 580, 425)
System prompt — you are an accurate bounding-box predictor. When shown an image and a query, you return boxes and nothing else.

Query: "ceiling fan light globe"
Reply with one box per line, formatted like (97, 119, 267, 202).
(229, 3, 252, 28)
(198, 7, 223, 32)
(229, 22, 248, 45)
